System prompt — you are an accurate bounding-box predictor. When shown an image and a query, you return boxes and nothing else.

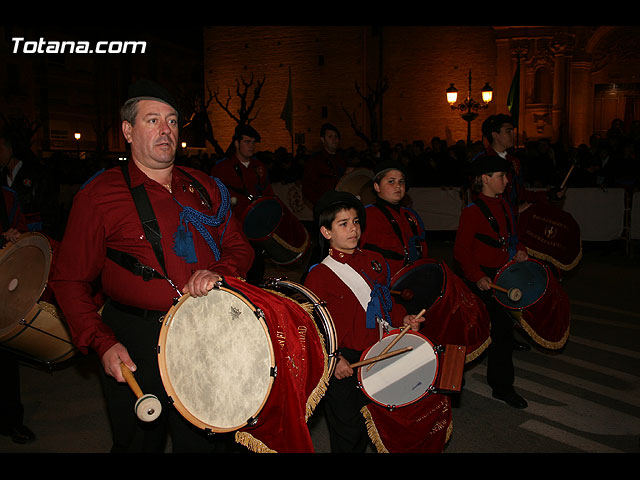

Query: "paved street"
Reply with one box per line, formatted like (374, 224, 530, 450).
(1, 237, 638, 454)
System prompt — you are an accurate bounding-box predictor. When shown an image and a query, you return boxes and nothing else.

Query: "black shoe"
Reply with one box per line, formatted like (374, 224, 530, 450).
(4, 425, 36, 444)
(492, 390, 528, 409)
(513, 339, 531, 351)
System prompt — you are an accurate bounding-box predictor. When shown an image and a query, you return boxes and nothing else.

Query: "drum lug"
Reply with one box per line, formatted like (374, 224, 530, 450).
(255, 308, 265, 319)
(246, 416, 258, 427)
(434, 345, 445, 354)
(270, 366, 277, 378)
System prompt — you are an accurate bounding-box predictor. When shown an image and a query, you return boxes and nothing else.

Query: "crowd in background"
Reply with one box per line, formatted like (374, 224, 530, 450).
(6, 118, 640, 242)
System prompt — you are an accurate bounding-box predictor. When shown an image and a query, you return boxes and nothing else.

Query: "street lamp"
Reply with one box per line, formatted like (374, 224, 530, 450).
(74, 132, 81, 158)
(446, 70, 493, 145)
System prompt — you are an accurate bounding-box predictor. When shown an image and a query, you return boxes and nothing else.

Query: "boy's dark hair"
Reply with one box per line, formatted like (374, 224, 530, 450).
(481, 114, 513, 142)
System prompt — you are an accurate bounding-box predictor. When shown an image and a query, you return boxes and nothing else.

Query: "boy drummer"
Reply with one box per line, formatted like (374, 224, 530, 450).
(304, 190, 427, 452)
(453, 154, 529, 409)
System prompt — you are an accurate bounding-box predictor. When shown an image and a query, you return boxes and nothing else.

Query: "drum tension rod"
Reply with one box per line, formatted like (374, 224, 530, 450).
(246, 416, 258, 427)
(270, 366, 277, 378)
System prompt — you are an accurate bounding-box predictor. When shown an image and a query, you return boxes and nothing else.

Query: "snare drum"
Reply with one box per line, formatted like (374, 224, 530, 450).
(357, 329, 457, 453)
(242, 196, 310, 265)
(493, 258, 571, 349)
(391, 258, 491, 362)
(157, 276, 328, 453)
(358, 329, 439, 409)
(0, 233, 75, 364)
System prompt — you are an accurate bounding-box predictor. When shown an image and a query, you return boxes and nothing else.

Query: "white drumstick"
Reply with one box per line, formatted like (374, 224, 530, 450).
(120, 363, 162, 422)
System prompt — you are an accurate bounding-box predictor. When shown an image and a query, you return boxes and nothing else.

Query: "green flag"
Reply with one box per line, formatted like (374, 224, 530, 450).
(507, 61, 520, 127)
(280, 67, 293, 133)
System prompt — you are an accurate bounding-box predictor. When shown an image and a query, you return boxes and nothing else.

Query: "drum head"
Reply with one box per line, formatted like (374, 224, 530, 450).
(359, 330, 438, 409)
(243, 197, 283, 240)
(390, 260, 445, 315)
(494, 259, 549, 309)
(0, 233, 51, 333)
(158, 287, 275, 433)
(336, 168, 376, 205)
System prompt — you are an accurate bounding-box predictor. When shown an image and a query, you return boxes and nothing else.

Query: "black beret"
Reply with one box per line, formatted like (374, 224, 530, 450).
(127, 79, 181, 123)
(314, 190, 365, 224)
(469, 154, 511, 176)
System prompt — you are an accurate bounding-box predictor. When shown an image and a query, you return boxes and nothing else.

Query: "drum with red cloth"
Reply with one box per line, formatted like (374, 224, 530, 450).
(335, 168, 376, 206)
(493, 257, 570, 349)
(157, 276, 329, 453)
(390, 258, 491, 362)
(517, 201, 582, 271)
(356, 328, 460, 453)
(0, 233, 75, 365)
(241, 196, 310, 265)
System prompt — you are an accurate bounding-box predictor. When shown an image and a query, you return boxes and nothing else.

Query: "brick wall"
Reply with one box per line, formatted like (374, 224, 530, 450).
(204, 26, 499, 155)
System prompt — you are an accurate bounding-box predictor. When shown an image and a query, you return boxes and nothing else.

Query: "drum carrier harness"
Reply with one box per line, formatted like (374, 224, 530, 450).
(363, 203, 425, 267)
(105, 164, 216, 294)
(472, 196, 518, 278)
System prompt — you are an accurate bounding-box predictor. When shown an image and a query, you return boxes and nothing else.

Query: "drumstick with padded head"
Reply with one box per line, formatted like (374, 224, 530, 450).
(120, 363, 162, 422)
(390, 288, 414, 301)
(350, 346, 414, 369)
(488, 283, 522, 302)
(366, 308, 426, 371)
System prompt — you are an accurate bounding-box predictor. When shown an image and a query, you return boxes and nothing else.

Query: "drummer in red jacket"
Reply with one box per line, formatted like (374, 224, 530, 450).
(210, 125, 274, 284)
(359, 161, 427, 275)
(453, 154, 529, 409)
(304, 190, 424, 452)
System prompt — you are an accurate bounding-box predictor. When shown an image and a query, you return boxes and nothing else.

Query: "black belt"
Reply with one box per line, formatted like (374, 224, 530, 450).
(107, 298, 165, 321)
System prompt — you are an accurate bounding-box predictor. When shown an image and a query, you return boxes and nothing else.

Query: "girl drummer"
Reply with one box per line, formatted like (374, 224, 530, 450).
(359, 162, 428, 275)
(304, 190, 424, 452)
(453, 154, 529, 409)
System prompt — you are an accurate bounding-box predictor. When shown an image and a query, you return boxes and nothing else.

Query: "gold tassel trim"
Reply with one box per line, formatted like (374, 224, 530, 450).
(526, 245, 582, 271)
(361, 405, 389, 453)
(465, 336, 492, 363)
(510, 311, 570, 350)
(234, 431, 277, 453)
(272, 232, 310, 254)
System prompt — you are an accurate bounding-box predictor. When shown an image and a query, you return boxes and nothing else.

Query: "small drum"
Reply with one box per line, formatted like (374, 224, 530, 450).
(493, 258, 548, 310)
(157, 276, 328, 452)
(262, 278, 338, 377)
(335, 168, 376, 206)
(242, 196, 310, 265)
(493, 258, 571, 349)
(0, 233, 75, 364)
(390, 259, 491, 362)
(358, 329, 439, 409)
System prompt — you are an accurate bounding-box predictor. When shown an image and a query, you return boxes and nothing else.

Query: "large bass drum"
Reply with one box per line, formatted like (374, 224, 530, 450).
(242, 196, 310, 265)
(0, 233, 75, 364)
(390, 258, 491, 363)
(157, 276, 329, 453)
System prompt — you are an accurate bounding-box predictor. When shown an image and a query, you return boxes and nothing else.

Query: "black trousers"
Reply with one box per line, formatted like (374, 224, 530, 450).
(473, 287, 516, 394)
(322, 347, 370, 453)
(100, 300, 236, 453)
(0, 350, 24, 431)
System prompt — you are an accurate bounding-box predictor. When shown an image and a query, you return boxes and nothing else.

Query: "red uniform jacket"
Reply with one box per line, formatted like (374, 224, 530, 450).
(50, 161, 254, 358)
(301, 149, 347, 205)
(454, 193, 526, 284)
(304, 248, 406, 352)
(360, 199, 428, 275)
(210, 153, 274, 218)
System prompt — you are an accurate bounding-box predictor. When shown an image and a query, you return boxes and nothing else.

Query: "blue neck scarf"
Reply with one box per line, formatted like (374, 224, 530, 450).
(173, 178, 231, 263)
